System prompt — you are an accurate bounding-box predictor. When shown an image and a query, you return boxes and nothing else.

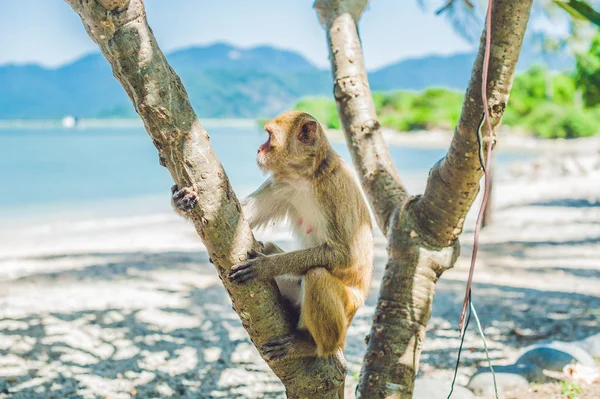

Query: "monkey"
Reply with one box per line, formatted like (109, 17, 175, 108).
(172, 111, 374, 360)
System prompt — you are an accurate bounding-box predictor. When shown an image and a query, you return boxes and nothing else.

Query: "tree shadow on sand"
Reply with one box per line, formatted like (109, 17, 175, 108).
(1, 243, 598, 398)
(0, 251, 284, 398)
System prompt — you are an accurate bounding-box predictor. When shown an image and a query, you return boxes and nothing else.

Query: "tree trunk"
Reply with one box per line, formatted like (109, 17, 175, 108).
(65, 1, 346, 397)
(315, 0, 533, 398)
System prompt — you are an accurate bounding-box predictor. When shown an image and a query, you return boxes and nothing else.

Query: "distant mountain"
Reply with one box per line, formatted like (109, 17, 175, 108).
(370, 40, 574, 92)
(370, 53, 475, 92)
(167, 42, 318, 73)
(0, 42, 573, 120)
(0, 43, 332, 119)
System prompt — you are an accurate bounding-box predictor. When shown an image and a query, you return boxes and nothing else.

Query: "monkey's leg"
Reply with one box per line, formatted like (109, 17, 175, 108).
(300, 268, 358, 357)
(261, 241, 284, 255)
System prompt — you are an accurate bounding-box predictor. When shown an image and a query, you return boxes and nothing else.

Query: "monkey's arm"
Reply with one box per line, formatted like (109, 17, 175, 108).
(229, 244, 346, 284)
(242, 178, 292, 230)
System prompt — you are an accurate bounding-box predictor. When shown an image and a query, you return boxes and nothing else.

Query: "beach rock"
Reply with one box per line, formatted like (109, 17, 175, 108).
(413, 377, 475, 399)
(0, 379, 8, 394)
(575, 333, 600, 358)
(516, 341, 596, 371)
(467, 363, 544, 397)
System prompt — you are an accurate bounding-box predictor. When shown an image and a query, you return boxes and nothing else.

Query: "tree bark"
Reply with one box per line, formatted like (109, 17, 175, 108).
(412, 0, 533, 248)
(315, 0, 533, 398)
(65, 1, 346, 397)
(315, 0, 408, 234)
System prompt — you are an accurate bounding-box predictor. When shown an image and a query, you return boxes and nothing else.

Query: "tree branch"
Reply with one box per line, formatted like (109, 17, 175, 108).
(96, 0, 130, 11)
(412, 0, 534, 248)
(64, 1, 345, 397)
(314, 0, 408, 234)
(316, 0, 533, 398)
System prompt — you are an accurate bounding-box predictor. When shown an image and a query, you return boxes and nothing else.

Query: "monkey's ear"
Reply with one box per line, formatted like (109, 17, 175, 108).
(298, 120, 317, 145)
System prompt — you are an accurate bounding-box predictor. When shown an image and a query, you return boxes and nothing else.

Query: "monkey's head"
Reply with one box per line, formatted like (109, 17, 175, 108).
(257, 111, 330, 178)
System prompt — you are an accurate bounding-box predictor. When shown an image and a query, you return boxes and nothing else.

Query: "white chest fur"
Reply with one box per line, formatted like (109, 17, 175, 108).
(285, 178, 328, 248)
(274, 178, 328, 308)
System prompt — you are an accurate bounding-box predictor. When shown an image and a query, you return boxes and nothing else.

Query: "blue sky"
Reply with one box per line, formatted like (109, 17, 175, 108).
(0, 0, 474, 70)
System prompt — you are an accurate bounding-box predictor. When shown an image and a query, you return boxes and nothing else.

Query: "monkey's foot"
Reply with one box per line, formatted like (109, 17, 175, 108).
(172, 185, 199, 212)
(228, 249, 263, 284)
(261, 334, 296, 361)
(262, 333, 317, 361)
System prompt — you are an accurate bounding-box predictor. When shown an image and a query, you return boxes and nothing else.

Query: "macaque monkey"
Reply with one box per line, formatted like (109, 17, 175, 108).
(172, 111, 374, 360)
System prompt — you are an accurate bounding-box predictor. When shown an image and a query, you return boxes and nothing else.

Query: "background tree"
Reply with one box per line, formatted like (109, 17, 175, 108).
(67, 0, 533, 397)
(421, 0, 600, 39)
(419, 0, 599, 230)
(576, 32, 600, 107)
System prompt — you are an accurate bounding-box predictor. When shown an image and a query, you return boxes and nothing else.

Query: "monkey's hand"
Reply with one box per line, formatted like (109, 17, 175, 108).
(171, 185, 199, 213)
(228, 249, 268, 284)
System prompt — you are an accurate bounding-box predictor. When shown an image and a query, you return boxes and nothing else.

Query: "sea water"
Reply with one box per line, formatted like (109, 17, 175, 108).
(0, 124, 531, 228)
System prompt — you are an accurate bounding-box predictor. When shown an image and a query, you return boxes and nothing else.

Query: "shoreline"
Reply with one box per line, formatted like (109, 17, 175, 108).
(2, 117, 599, 155)
(326, 127, 600, 153)
(0, 118, 600, 155)
(0, 118, 258, 130)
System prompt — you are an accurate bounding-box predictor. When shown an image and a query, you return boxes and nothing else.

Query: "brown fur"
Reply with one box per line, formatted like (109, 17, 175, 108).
(233, 111, 374, 359)
(172, 111, 374, 359)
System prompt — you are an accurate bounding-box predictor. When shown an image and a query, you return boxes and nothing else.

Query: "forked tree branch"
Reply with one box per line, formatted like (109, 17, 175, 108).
(315, 0, 408, 234)
(412, 0, 534, 248)
(64, 1, 346, 398)
(316, 0, 533, 398)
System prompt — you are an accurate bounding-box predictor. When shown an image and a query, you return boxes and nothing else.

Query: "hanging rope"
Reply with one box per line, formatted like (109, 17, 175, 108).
(447, 293, 499, 399)
(448, 0, 499, 397)
(459, 0, 495, 339)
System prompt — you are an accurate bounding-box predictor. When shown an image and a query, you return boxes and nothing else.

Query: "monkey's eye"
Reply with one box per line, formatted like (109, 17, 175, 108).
(265, 129, 276, 146)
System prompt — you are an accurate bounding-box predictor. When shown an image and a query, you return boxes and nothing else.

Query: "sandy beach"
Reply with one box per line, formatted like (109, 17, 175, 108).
(0, 134, 599, 398)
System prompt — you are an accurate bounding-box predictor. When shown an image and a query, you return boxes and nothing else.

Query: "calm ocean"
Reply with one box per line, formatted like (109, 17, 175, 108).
(0, 125, 530, 226)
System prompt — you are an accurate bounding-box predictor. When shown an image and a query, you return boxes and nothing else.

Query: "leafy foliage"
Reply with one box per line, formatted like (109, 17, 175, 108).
(502, 66, 576, 126)
(521, 103, 598, 138)
(295, 97, 341, 129)
(377, 89, 464, 131)
(575, 32, 600, 106)
(559, 380, 583, 399)
(294, 65, 600, 139)
(553, 0, 600, 26)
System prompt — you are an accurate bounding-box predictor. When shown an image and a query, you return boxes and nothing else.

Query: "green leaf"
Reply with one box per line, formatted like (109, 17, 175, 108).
(553, 0, 600, 26)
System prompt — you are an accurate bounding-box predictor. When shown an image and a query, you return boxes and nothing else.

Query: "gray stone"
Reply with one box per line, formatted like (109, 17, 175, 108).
(0, 379, 8, 394)
(516, 341, 596, 371)
(414, 377, 476, 399)
(575, 333, 600, 358)
(467, 364, 544, 397)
